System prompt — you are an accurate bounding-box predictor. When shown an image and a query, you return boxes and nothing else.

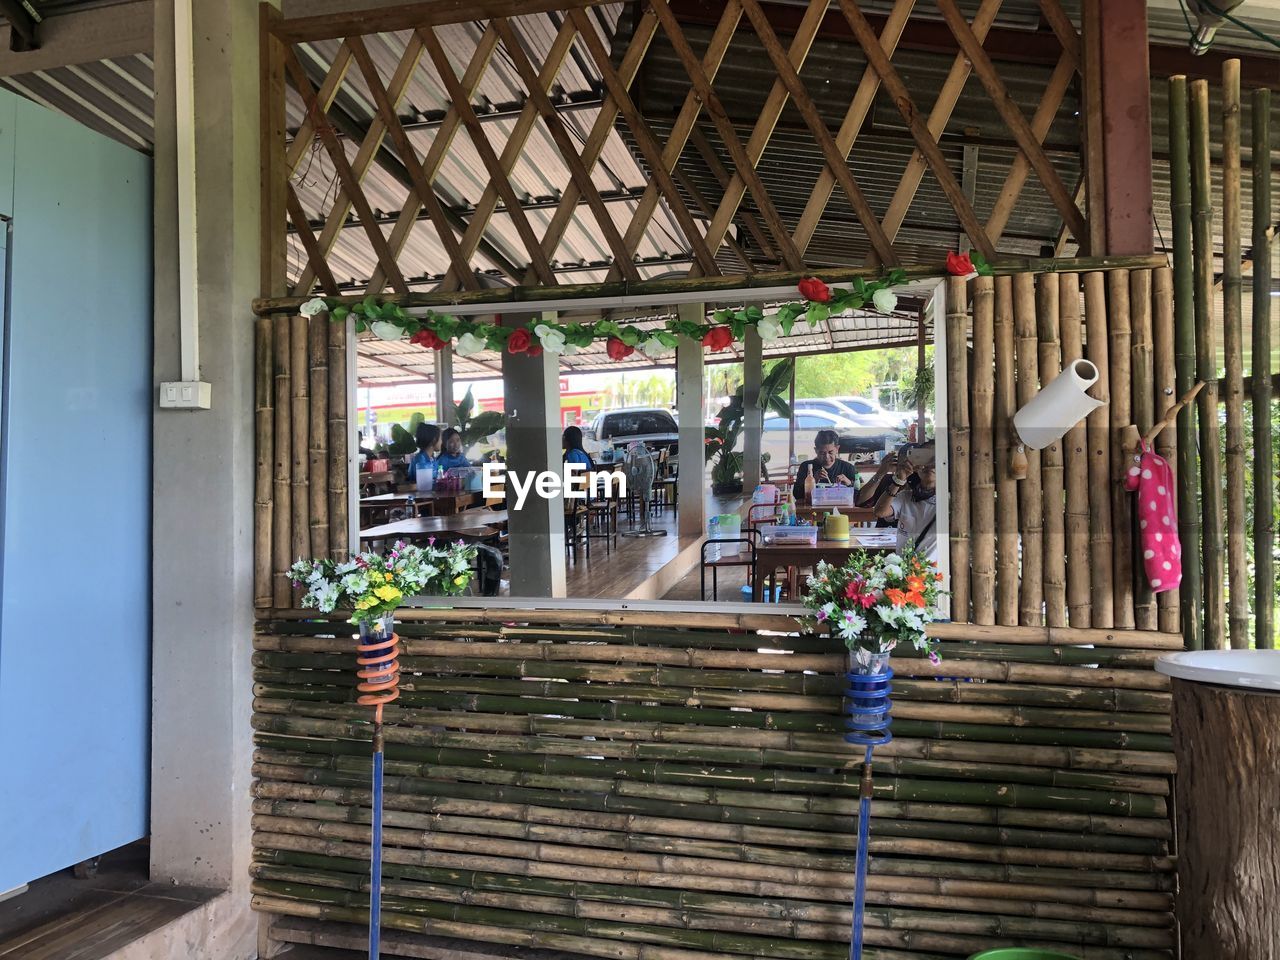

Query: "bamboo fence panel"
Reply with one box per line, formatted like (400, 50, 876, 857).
(1252, 87, 1275, 648)
(1012, 275, 1043, 625)
(1129, 270, 1156, 631)
(969, 278, 996, 626)
(1106, 271, 1134, 630)
(253, 615, 1175, 960)
(308, 316, 330, 560)
(272, 315, 293, 607)
(1151, 269, 1180, 634)
(1035, 275, 1065, 628)
(1083, 272, 1114, 628)
(993, 277, 1020, 624)
(945, 276, 971, 623)
(1058, 274, 1091, 628)
(255, 317, 274, 609)
(328, 312, 349, 559)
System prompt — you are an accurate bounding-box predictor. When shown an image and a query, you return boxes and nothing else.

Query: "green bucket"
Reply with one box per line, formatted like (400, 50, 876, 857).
(967, 951, 1082, 960)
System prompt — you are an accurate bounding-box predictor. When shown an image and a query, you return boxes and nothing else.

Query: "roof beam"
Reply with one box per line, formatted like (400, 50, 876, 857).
(0, 0, 38, 53)
(0, 0, 150, 76)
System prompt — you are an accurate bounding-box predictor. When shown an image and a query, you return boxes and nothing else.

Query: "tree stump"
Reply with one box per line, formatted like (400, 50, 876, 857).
(1172, 678, 1280, 959)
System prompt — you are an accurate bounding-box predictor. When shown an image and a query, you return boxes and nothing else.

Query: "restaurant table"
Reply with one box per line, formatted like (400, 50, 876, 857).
(359, 509, 508, 546)
(751, 530, 898, 601)
(359, 490, 480, 521)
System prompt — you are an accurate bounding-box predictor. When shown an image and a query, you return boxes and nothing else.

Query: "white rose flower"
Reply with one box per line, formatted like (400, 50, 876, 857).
(756, 315, 783, 342)
(562, 342, 579, 356)
(535, 323, 567, 355)
(300, 297, 328, 317)
(370, 320, 403, 341)
(871, 288, 898, 314)
(640, 337, 672, 360)
(454, 332, 488, 357)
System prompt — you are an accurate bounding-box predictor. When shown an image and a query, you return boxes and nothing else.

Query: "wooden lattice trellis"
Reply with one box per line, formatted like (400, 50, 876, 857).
(260, 0, 1094, 299)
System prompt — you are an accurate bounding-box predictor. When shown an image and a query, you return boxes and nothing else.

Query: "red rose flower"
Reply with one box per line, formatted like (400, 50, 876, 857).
(797, 276, 831, 302)
(701, 326, 734, 352)
(606, 337, 635, 361)
(946, 251, 975, 276)
(409, 328, 446, 350)
(507, 328, 533, 354)
(527, 343, 543, 358)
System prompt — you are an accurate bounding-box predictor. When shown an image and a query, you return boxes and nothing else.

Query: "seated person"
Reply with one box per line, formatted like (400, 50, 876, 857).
(436, 427, 471, 474)
(406, 422, 440, 483)
(793, 429, 859, 500)
(870, 449, 937, 561)
(562, 425, 595, 471)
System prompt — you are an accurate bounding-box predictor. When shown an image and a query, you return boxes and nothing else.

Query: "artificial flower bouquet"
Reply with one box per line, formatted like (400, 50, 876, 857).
(802, 547, 945, 670)
(290, 539, 477, 625)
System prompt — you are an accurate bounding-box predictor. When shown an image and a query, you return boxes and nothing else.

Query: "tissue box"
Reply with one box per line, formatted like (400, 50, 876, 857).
(364, 458, 390, 474)
(761, 524, 818, 545)
(812, 485, 856, 507)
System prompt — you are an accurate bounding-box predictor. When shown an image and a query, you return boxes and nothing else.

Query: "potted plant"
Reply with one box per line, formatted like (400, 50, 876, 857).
(704, 358, 794, 494)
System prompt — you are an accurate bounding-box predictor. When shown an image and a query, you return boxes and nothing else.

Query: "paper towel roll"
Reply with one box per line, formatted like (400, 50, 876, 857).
(1013, 359, 1106, 450)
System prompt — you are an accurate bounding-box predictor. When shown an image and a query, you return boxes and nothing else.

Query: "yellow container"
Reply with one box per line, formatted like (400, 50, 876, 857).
(823, 511, 850, 542)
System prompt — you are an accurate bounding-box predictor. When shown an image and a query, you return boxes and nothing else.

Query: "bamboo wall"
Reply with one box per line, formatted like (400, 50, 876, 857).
(255, 311, 350, 608)
(251, 612, 1177, 960)
(945, 266, 1184, 635)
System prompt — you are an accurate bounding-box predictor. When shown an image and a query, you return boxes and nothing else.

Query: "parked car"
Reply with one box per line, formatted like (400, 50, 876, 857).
(761, 410, 902, 467)
(831, 395, 917, 432)
(583, 407, 680, 459)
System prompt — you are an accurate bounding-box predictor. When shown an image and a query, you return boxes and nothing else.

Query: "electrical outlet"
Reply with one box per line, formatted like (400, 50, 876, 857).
(159, 381, 212, 409)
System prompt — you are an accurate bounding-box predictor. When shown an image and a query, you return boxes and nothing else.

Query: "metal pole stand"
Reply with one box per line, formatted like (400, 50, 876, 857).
(843, 665, 893, 960)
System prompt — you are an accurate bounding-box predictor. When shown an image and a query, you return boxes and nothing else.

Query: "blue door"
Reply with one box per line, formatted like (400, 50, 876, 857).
(0, 92, 152, 892)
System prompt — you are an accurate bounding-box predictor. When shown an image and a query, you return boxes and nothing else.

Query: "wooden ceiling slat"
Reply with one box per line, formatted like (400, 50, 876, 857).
(420, 24, 558, 286)
(936, 0, 1088, 248)
(792, 0, 915, 257)
(568, 6, 721, 277)
(688, 126, 776, 266)
(606, 1, 743, 283)
(738, 0, 899, 266)
(492, 18, 640, 284)
(348, 35, 479, 291)
(283, 45, 410, 294)
(285, 41, 352, 175)
(286, 182, 340, 296)
(876, 0, 1004, 250)
(837, 0, 997, 261)
(369, 25, 499, 295)
(649, 0, 804, 271)
(272, 0, 613, 44)
(672, 164, 755, 273)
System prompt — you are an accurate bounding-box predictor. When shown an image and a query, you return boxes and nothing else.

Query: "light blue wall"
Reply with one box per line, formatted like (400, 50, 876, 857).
(0, 90, 152, 891)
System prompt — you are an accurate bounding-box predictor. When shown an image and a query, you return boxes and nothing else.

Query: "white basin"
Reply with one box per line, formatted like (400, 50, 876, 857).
(1156, 649, 1280, 691)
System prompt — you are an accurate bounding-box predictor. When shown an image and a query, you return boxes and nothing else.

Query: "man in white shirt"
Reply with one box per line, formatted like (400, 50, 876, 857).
(870, 452, 937, 561)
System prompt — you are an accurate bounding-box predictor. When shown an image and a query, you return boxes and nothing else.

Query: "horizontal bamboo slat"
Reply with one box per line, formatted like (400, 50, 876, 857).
(253, 615, 1175, 960)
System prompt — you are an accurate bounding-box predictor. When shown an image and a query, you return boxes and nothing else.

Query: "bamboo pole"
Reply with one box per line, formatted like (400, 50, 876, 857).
(272, 315, 293, 606)
(1129, 270, 1156, 630)
(969, 277, 996, 625)
(1058, 274, 1091, 627)
(1083, 272, 1113, 627)
(1190, 79, 1225, 650)
(1221, 61, 1248, 649)
(327, 312, 349, 559)
(1107, 271, 1135, 630)
(1036, 275, 1066, 627)
(1252, 87, 1275, 649)
(1013, 274, 1043, 625)
(1168, 75, 1201, 651)
(945, 276, 971, 623)
(1151, 268, 1180, 634)
(993, 277, 1020, 624)
(255, 317, 274, 608)
(290, 314, 310, 567)
(308, 315, 329, 560)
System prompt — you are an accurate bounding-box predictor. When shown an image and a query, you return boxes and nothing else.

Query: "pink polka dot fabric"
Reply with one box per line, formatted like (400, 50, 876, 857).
(1124, 442, 1181, 593)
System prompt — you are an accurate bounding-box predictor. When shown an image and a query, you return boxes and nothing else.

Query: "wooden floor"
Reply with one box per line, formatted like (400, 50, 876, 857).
(0, 842, 217, 960)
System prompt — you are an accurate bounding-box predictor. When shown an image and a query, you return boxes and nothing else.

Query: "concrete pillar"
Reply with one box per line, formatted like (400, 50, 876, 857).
(741, 328, 763, 494)
(435, 345, 454, 423)
(149, 0, 264, 955)
(675, 305, 705, 539)
(501, 311, 566, 596)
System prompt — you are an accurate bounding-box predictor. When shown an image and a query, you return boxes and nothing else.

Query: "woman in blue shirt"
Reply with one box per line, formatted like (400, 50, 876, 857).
(406, 422, 441, 483)
(562, 426, 595, 471)
(436, 427, 471, 474)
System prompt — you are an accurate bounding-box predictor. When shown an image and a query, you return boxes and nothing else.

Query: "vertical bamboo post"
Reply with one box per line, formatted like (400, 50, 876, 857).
(328, 314, 350, 560)
(1221, 61, 1249, 650)
(1059, 274, 1091, 628)
(945, 276, 971, 622)
(290, 315, 311, 571)
(1107, 270, 1135, 630)
(1190, 79, 1226, 650)
(255, 317, 274, 609)
(1152, 267, 1180, 634)
(272, 314, 293, 607)
(1036, 274, 1066, 628)
(1252, 86, 1275, 649)
(1083, 272, 1113, 628)
(969, 277, 996, 625)
(1013, 274, 1043, 625)
(1169, 75, 1201, 651)
(993, 276, 1020, 624)
(309, 315, 330, 560)
(1130, 269, 1156, 630)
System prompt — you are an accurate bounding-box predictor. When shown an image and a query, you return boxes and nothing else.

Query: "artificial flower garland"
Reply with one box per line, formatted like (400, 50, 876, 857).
(301, 268, 920, 360)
